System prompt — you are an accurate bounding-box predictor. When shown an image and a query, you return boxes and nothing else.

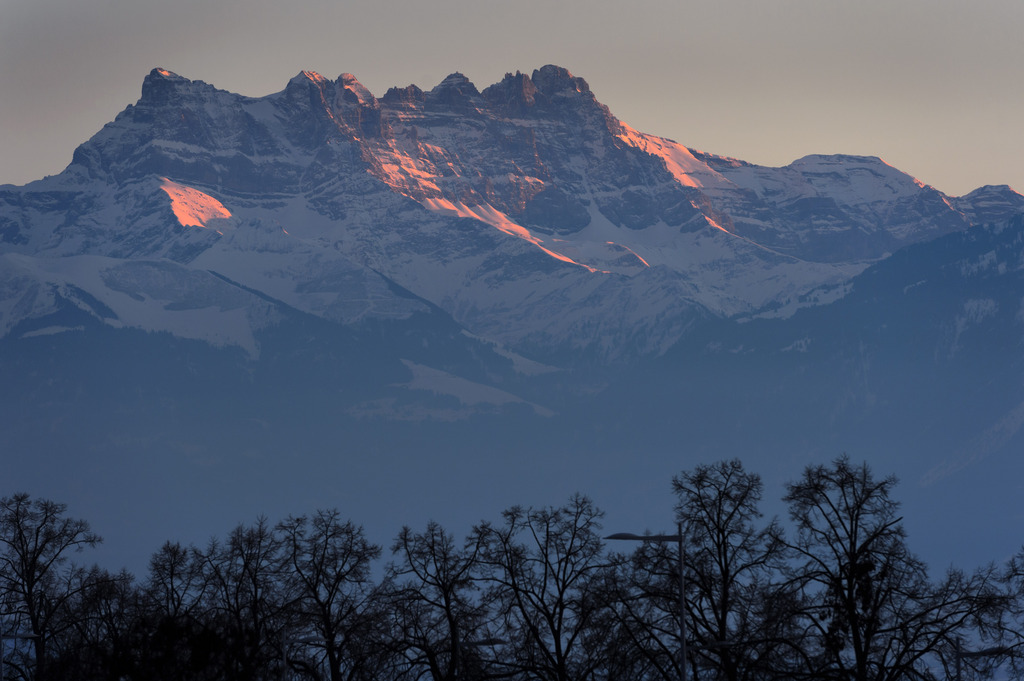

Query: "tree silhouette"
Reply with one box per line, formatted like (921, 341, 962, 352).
(474, 494, 611, 681)
(386, 520, 490, 681)
(277, 509, 383, 681)
(0, 494, 101, 681)
(783, 456, 1003, 681)
(673, 460, 793, 681)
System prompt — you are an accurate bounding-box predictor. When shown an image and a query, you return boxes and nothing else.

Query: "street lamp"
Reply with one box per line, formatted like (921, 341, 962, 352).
(954, 638, 1011, 681)
(606, 522, 688, 681)
(1, 630, 38, 681)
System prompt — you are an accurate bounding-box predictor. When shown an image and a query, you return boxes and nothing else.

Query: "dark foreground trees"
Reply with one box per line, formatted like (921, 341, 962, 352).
(474, 494, 611, 681)
(2, 457, 1021, 681)
(0, 494, 102, 681)
(599, 461, 790, 681)
(783, 456, 1007, 681)
(673, 460, 793, 681)
(277, 509, 384, 681)
(386, 520, 488, 681)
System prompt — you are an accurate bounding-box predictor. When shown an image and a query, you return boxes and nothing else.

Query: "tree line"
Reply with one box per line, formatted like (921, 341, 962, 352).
(2, 456, 1024, 681)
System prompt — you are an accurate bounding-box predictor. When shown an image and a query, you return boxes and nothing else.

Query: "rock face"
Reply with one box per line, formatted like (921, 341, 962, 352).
(4, 65, 1020, 362)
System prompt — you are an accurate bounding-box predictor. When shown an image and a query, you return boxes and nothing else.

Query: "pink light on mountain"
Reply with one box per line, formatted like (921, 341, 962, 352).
(606, 241, 651, 267)
(159, 178, 232, 228)
(420, 197, 606, 273)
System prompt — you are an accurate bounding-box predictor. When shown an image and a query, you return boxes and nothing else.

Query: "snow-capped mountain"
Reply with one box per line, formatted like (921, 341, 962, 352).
(3, 65, 1024, 573)
(4, 65, 1019, 360)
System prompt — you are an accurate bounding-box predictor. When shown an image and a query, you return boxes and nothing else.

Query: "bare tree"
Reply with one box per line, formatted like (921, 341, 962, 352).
(277, 509, 383, 681)
(144, 541, 208, 622)
(44, 567, 137, 681)
(673, 460, 794, 681)
(603, 462, 798, 681)
(979, 548, 1024, 680)
(474, 494, 611, 681)
(198, 517, 285, 681)
(0, 494, 101, 681)
(601, 537, 685, 681)
(386, 520, 489, 681)
(783, 456, 1003, 681)
(135, 541, 219, 681)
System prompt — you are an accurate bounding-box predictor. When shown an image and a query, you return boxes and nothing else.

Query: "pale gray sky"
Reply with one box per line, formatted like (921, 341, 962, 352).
(2, 0, 1021, 196)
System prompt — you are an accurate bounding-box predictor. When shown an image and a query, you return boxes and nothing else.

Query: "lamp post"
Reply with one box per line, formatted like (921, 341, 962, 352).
(607, 522, 688, 681)
(1, 630, 38, 681)
(954, 638, 1010, 681)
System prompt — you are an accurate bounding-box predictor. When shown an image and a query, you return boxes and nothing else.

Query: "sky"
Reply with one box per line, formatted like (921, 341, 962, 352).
(1, 0, 1022, 196)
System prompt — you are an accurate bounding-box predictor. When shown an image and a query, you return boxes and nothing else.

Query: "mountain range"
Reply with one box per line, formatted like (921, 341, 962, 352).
(3, 65, 1023, 573)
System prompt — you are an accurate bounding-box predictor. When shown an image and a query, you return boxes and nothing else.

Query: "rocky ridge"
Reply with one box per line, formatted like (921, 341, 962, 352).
(2, 65, 1023, 360)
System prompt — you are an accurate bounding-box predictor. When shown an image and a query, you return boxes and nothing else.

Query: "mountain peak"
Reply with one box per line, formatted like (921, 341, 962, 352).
(789, 153, 888, 168)
(962, 184, 1017, 197)
(953, 184, 1024, 225)
(426, 72, 481, 110)
(481, 71, 538, 113)
(338, 73, 376, 107)
(787, 154, 924, 186)
(382, 83, 425, 106)
(431, 72, 479, 95)
(148, 68, 183, 80)
(140, 68, 212, 105)
(291, 70, 329, 85)
(530, 65, 590, 96)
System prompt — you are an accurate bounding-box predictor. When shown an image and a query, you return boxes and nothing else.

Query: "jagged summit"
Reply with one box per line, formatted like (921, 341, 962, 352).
(478, 66, 599, 119)
(425, 72, 481, 111)
(273, 65, 593, 117)
(482, 71, 539, 112)
(139, 67, 215, 105)
(531, 64, 590, 95)
(431, 72, 478, 92)
(290, 70, 330, 86)
(338, 73, 376, 106)
(132, 65, 604, 127)
(381, 83, 425, 105)
(149, 67, 182, 79)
